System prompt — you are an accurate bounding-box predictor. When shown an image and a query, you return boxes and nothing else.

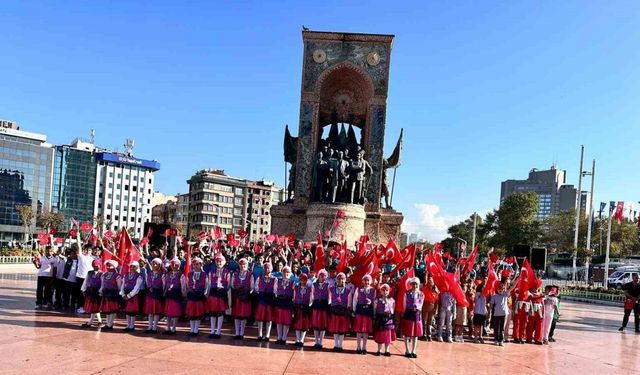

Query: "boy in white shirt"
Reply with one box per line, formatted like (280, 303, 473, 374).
(34, 246, 55, 309)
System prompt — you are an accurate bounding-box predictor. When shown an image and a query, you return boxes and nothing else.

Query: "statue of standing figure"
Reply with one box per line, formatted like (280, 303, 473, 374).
(312, 151, 328, 201)
(349, 150, 372, 204)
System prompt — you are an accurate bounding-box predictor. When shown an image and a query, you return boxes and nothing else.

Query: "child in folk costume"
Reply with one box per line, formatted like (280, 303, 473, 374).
(254, 262, 276, 341)
(310, 269, 330, 349)
(207, 254, 231, 339)
(231, 258, 253, 339)
(353, 274, 376, 354)
(527, 280, 544, 344)
(292, 273, 312, 347)
(99, 260, 122, 330)
(402, 277, 424, 358)
(328, 272, 351, 352)
(373, 283, 396, 356)
(163, 258, 184, 335)
(541, 286, 560, 344)
(121, 261, 144, 332)
(185, 257, 210, 336)
(80, 259, 103, 328)
(274, 266, 295, 344)
(143, 258, 165, 334)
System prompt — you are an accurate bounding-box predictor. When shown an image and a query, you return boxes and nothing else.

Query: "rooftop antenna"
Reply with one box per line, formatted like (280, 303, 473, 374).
(90, 129, 95, 144)
(124, 138, 134, 156)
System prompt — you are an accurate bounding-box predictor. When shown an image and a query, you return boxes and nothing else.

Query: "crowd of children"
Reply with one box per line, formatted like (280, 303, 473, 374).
(33, 240, 562, 358)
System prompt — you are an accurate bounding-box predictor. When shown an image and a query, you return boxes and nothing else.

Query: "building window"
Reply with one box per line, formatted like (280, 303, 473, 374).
(235, 198, 243, 205)
(108, 193, 112, 199)
(124, 185, 129, 190)
(106, 215, 111, 220)
(108, 183, 113, 188)
(132, 186, 137, 192)
(107, 204, 112, 209)
(109, 172, 113, 177)
(116, 184, 121, 189)
(131, 207, 135, 212)
(98, 203, 102, 209)
(117, 173, 121, 178)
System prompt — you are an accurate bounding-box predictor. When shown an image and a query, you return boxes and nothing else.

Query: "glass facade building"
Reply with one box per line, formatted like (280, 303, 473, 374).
(52, 144, 96, 229)
(0, 121, 53, 244)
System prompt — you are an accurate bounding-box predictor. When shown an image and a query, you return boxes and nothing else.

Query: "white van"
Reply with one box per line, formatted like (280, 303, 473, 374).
(608, 269, 640, 289)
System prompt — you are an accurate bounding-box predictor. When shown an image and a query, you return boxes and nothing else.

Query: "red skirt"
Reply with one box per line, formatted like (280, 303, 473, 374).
(100, 297, 121, 314)
(164, 299, 183, 318)
(401, 318, 423, 337)
(254, 303, 274, 322)
(232, 296, 252, 318)
(144, 296, 164, 315)
(185, 300, 206, 319)
(353, 315, 373, 333)
(293, 306, 310, 330)
(83, 296, 101, 314)
(207, 296, 228, 316)
(311, 310, 329, 330)
(374, 329, 396, 344)
(274, 307, 292, 325)
(328, 315, 350, 334)
(123, 296, 140, 315)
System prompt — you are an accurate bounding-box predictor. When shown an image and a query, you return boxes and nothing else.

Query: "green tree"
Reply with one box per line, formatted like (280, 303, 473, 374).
(36, 211, 65, 232)
(445, 214, 490, 254)
(488, 192, 543, 253)
(16, 204, 34, 242)
(609, 220, 640, 257)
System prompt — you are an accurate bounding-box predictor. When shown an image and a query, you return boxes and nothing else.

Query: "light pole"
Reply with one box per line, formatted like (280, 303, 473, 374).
(572, 145, 584, 282)
(584, 160, 595, 283)
(454, 236, 467, 258)
(470, 212, 477, 254)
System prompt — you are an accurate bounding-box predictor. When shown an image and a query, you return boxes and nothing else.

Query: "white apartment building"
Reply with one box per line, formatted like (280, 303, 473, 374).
(94, 152, 160, 238)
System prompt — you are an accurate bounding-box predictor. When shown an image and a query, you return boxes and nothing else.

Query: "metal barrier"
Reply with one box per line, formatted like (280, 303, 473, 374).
(0, 256, 32, 264)
(555, 288, 625, 303)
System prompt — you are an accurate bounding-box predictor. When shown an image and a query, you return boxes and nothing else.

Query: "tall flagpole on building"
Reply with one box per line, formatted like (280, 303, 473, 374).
(584, 159, 595, 283)
(572, 145, 584, 282)
(604, 202, 614, 289)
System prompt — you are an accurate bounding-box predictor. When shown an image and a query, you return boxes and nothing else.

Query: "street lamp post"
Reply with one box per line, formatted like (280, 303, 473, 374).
(584, 159, 596, 283)
(572, 145, 584, 282)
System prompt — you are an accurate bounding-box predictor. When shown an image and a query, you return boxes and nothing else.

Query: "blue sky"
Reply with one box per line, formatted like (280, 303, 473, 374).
(2, 1, 639, 240)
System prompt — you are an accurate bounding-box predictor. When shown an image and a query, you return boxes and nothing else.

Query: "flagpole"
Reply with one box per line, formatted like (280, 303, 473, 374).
(584, 159, 595, 283)
(390, 166, 398, 207)
(470, 212, 477, 253)
(572, 145, 584, 282)
(604, 210, 613, 289)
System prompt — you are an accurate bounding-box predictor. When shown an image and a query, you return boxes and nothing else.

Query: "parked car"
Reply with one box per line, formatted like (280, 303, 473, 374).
(608, 268, 640, 288)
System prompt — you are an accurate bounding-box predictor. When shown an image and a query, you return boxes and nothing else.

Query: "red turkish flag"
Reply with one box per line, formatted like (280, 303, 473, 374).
(462, 244, 478, 274)
(615, 201, 625, 223)
(104, 230, 113, 238)
(351, 250, 380, 287)
(69, 229, 78, 238)
(213, 226, 222, 240)
(238, 228, 247, 238)
(313, 244, 325, 273)
(383, 239, 403, 264)
(80, 222, 92, 232)
(396, 268, 414, 313)
(336, 210, 346, 219)
(389, 244, 416, 277)
(183, 243, 192, 277)
(483, 262, 499, 298)
(49, 228, 57, 235)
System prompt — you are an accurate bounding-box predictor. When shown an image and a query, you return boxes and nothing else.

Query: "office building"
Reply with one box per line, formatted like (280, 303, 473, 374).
(0, 120, 54, 243)
(187, 169, 284, 241)
(52, 139, 97, 229)
(501, 166, 590, 219)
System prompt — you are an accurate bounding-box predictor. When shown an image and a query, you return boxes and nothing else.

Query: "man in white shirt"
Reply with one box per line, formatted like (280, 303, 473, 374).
(75, 244, 95, 313)
(35, 246, 55, 309)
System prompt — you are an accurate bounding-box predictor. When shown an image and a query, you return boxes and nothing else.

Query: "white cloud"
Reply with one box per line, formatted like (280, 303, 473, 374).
(402, 203, 491, 243)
